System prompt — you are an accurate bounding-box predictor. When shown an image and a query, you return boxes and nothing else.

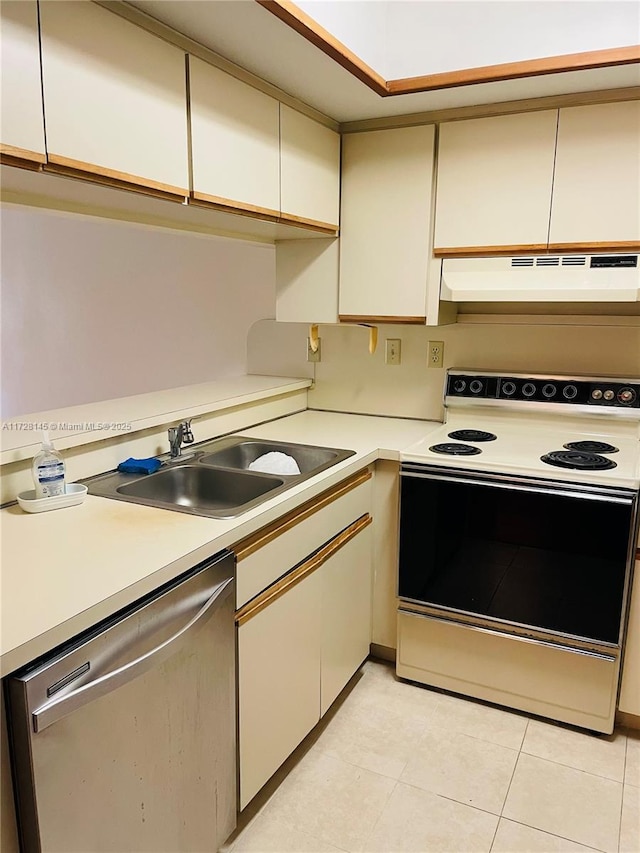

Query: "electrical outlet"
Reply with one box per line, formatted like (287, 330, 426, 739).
(428, 340, 444, 368)
(385, 338, 401, 365)
(307, 337, 321, 362)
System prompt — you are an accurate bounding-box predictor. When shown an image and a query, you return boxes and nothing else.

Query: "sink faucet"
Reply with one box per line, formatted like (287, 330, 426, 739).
(168, 420, 195, 458)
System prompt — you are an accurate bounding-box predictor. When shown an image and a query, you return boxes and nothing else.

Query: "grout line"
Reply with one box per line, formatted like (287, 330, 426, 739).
(360, 779, 399, 851)
(518, 746, 627, 785)
(498, 817, 610, 853)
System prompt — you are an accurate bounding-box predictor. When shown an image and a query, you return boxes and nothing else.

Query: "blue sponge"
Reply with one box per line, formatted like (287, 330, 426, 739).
(117, 457, 162, 475)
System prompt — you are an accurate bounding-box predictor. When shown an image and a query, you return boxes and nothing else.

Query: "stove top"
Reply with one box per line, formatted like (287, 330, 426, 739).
(402, 371, 640, 489)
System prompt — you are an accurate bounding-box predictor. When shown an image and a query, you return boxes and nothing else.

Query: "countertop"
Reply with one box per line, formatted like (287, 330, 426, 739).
(0, 410, 438, 677)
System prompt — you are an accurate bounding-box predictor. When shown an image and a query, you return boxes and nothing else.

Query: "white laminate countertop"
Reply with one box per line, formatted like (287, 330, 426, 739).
(0, 411, 439, 677)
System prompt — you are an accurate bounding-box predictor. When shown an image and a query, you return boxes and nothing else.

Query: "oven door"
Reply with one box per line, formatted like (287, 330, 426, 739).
(399, 464, 638, 648)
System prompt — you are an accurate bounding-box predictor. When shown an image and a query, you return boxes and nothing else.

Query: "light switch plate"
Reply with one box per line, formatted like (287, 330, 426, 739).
(385, 339, 401, 365)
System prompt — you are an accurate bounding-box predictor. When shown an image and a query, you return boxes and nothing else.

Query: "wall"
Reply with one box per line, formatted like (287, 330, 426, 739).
(0, 206, 276, 418)
(247, 319, 640, 422)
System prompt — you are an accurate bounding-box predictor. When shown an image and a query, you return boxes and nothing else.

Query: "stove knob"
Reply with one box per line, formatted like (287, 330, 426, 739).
(604, 389, 615, 401)
(469, 379, 483, 394)
(563, 384, 578, 400)
(452, 379, 466, 393)
(502, 381, 516, 397)
(617, 387, 636, 405)
(542, 383, 557, 398)
(522, 382, 536, 397)
(591, 389, 603, 400)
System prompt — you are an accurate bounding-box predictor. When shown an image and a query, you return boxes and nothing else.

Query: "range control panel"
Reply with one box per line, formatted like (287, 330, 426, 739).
(446, 372, 640, 409)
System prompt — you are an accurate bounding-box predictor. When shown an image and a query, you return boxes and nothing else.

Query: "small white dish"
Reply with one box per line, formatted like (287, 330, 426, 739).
(17, 483, 88, 514)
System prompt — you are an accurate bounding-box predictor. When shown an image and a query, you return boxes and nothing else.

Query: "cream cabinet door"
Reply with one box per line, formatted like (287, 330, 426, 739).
(619, 560, 640, 716)
(280, 105, 340, 229)
(39, 2, 189, 195)
(189, 57, 280, 215)
(275, 238, 340, 323)
(434, 111, 558, 253)
(549, 101, 640, 248)
(339, 125, 435, 322)
(237, 570, 321, 809)
(320, 521, 373, 715)
(0, 0, 45, 165)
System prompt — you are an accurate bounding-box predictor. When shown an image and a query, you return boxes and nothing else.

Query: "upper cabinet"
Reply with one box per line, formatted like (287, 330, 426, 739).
(189, 57, 280, 217)
(434, 111, 558, 255)
(339, 125, 437, 323)
(0, 0, 46, 166)
(280, 105, 341, 230)
(434, 102, 640, 256)
(39, 2, 189, 198)
(549, 101, 640, 249)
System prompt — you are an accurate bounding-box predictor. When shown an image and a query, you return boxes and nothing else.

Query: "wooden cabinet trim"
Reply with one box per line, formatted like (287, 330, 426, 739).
(0, 144, 46, 166)
(339, 314, 426, 324)
(278, 212, 339, 235)
(548, 241, 640, 254)
(191, 191, 281, 222)
(234, 469, 372, 561)
(235, 514, 372, 625)
(45, 154, 188, 201)
(435, 242, 640, 258)
(434, 244, 549, 258)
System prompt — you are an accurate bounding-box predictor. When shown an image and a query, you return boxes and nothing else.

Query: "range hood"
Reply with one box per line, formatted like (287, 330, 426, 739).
(440, 254, 640, 302)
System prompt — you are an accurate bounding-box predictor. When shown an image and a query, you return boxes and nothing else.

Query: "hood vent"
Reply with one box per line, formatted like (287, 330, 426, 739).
(441, 253, 640, 303)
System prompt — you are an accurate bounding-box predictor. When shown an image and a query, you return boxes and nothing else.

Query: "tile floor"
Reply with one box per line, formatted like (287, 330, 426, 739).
(223, 659, 640, 853)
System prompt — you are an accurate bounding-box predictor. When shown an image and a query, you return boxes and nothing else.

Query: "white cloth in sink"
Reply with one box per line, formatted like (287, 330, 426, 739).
(248, 452, 301, 475)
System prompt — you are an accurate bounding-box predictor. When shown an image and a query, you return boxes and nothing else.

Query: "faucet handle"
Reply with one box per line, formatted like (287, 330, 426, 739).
(182, 419, 195, 445)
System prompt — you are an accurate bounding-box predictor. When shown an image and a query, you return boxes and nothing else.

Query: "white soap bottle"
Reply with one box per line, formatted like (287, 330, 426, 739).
(32, 431, 66, 498)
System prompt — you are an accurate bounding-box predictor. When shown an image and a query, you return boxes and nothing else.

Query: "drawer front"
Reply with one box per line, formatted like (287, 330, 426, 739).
(397, 610, 619, 733)
(234, 470, 372, 608)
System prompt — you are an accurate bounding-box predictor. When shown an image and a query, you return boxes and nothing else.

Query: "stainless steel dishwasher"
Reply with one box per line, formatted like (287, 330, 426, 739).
(5, 550, 236, 852)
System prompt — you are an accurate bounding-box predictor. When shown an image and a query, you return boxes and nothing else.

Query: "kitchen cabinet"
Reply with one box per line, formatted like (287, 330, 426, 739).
(434, 110, 558, 255)
(549, 101, 640, 250)
(234, 471, 372, 808)
(371, 461, 401, 654)
(0, 0, 46, 168)
(1, 692, 19, 853)
(189, 56, 280, 218)
(619, 558, 640, 717)
(39, 2, 189, 199)
(280, 105, 341, 230)
(275, 238, 340, 324)
(339, 125, 437, 323)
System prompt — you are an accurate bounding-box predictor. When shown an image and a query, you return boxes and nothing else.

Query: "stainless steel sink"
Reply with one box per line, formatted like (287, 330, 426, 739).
(199, 439, 350, 476)
(85, 435, 355, 519)
(116, 465, 285, 517)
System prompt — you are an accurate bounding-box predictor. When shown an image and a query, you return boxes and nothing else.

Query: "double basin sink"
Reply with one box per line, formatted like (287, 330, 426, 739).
(86, 436, 355, 519)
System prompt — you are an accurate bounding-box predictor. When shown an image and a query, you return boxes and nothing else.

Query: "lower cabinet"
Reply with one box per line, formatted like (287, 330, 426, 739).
(234, 473, 373, 809)
(619, 559, 640, 717)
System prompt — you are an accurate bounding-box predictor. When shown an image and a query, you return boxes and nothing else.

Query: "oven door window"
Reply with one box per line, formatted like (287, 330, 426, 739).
(399, 475, 633, 645)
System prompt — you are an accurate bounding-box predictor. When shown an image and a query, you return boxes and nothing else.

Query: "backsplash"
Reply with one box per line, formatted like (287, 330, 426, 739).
(247, 319, 640, 421)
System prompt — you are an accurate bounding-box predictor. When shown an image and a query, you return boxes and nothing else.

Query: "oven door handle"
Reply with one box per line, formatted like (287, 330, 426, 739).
(400, 468, 637, 506)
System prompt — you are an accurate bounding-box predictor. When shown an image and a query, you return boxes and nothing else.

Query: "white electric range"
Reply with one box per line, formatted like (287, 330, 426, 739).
(396, 370, 640, 734)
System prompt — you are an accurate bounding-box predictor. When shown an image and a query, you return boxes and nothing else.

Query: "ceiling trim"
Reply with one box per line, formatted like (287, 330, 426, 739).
(257, 0, 640, 97)
(255, 0, 387, 95)
(340, 86, 640, 133)
(389, 46, 640, 95)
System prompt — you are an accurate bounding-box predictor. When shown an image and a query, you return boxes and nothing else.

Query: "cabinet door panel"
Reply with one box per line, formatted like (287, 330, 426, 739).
(549, 102, 640, 246)
(339, 125, 435, 320)
(40, 2, 188, 193)
(321, 523, 373, 715)
(190, 57, 279, 214)
(280, 105, 340, 227)
(0, 0, 45, 162)
(435, 111, 557, 251)
(238, 571, 321, 809)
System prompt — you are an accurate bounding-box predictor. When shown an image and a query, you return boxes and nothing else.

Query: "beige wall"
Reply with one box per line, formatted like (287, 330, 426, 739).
(248, 319, 640, 422)
(1, 207, 276, 418)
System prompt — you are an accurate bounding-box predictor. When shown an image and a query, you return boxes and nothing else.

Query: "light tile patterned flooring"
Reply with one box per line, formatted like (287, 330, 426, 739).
(223, 660, 640, 853)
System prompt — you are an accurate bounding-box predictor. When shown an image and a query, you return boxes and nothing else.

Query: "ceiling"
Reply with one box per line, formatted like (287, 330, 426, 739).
(127, 0, 640, 123)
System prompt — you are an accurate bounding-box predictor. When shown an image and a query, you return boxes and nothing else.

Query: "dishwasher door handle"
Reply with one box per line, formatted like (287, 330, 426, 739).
(32, 576, 234, 733)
